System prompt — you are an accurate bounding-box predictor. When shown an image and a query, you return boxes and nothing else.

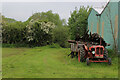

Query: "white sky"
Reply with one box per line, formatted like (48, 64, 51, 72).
(1, 0, 109, 2)
(1, 0, 109, 22)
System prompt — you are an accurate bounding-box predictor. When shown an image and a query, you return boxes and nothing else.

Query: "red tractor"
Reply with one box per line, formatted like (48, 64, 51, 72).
(68, 40, 111, 65)
(82, 44, 111, 65)
(68, 32, 112, 65)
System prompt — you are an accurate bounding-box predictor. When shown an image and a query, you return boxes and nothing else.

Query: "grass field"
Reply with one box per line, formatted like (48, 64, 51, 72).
(2, 46, 118, 78)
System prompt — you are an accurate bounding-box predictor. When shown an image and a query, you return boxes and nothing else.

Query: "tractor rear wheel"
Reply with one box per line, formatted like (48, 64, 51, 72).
(86, 58, 90, 65)
(80, 47, 86, 62)
(108, 58, 112, 65)
(104, 48, 108, 59)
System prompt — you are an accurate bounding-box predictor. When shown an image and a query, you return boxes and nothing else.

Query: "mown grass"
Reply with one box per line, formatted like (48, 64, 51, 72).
(2, 46, 118, 78)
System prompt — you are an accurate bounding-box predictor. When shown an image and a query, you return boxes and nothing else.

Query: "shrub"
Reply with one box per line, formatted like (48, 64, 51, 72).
(2, 23, 26, 44)
(68, 6, 91, 39)
(52, 26, 70, 48)
(107, 49, 118, 57)
(49, 43, 61, 48)
(2, 43, 29, 48)
(25, 20, 55, 46)
(2, 11, 68, 48)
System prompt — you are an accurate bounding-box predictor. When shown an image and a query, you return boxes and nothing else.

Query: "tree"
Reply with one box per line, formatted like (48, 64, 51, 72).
(27, 10, 66, 27)
(68, 6, 91, 40)
(52, 25, 70, 48)
(2, 21, 26, 44)
(2, 11, 68, 47)
(26, 11, 68, 47)
(26, 19, 55, 46)
(2, 16, 16, 24)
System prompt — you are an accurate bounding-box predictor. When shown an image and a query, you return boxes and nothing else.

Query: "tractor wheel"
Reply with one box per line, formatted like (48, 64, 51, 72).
(86, 58, 90, 65)
(104, 48, 108, 59)
(108, 58, 112, 65)
(80, 47, 86, 62)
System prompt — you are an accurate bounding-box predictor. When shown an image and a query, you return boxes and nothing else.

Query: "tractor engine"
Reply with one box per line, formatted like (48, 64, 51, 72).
(89, 46, 104, 58)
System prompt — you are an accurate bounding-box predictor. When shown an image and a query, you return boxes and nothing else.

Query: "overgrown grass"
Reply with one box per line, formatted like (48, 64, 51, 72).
(2, 46, 118, 78)
(2, 43, 30, 48)
(48, 43, 61, 48)
(2, 43, 62, 48)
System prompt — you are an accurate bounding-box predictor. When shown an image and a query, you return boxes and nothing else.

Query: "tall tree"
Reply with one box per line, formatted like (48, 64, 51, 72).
(52, 25, 70, 48)
(68, 6, 91, 39)
(27, 10, 66, 27)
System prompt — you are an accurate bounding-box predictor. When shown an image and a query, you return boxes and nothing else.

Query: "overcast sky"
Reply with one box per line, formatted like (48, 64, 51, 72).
(1, 2, 108, 22)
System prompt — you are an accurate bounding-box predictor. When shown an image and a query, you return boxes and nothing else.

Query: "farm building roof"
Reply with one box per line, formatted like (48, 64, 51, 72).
(92, 0, 110, 14)
(93, 8, 104, 14)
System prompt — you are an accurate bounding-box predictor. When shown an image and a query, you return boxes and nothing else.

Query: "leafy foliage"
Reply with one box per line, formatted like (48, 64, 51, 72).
(26, 20, 55, 46)
(2, 7, 92, 47)
(2, 21, 26, 44)
(27, 10, 65, 27)
(52, 26, 70, 48)
(2, 16, 16, 24)
(48, 43, 61, 48)
(2, 11, 69, 47)
(68, 6, 91, 39)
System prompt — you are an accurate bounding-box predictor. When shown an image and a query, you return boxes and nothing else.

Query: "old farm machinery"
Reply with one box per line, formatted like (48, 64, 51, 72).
(68, 31, 111, 65)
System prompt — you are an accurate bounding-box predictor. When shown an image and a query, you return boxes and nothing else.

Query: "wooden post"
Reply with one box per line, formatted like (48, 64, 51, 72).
(78, 50, 80, 62)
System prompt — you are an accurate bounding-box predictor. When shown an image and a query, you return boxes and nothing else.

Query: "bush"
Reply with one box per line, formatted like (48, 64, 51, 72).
(2, 20, 56, 47)
(2, 43, 29, 48)
(49, 43, 61, 48)
(2, 23, 26, 44)
(107, 49, 118, 58)
(68, 6, 91, 39)
(52, 26, 70, 48)
(2, 11, 68, 48)
(25, 20, 55, 46)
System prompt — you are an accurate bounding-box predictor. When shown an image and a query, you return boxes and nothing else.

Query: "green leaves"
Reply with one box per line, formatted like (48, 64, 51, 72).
(52, 26, 70, 48)
(2, 7, 91, 47)
(27, 10, 65, 27)
(68, 6, 91, 39)
(25, 20, 55, 46)
(2, 11, 67, 47)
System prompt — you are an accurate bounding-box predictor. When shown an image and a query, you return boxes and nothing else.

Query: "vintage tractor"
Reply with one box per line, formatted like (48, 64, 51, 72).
(84, 45, 111, 65)
(68, 32, 111, 65)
